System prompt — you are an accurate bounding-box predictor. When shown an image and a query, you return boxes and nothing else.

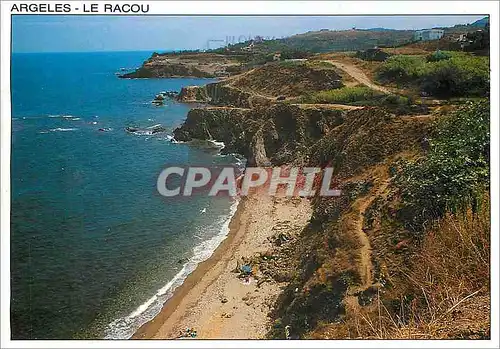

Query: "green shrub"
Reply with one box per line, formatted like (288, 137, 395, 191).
(302, 86, 414, 114)
(396, 100, 489, 231)
(376, 53, 489, 97)
(377, 55, 426, 83)
(418, 54, 489, 97)
(303, 86, 381, 104)
(279, 60, 307, 68)
(426, 50, 452, 62)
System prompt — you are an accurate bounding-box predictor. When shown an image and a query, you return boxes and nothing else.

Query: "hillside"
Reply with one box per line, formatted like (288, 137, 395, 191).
(169, 47, 490, 340)
(224, 29, 414, 54)
(121, 17, 489, 79)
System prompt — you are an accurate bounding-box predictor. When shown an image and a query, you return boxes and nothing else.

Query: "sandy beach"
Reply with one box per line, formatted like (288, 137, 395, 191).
(133, 191, 312, 339)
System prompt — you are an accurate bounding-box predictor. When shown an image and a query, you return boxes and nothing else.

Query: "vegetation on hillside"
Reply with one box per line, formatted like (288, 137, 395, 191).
(395, 100, 490, 231)
(266, 100, 489, 339)
(312, 198, 490, 339)
(300, 86, 413, 114)
(213, 29, 414, 56)
(377, 52, 489, 97)
(302, 86, 381, 104)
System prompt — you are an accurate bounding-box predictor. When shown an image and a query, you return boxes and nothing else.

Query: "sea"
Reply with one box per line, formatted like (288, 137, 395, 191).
(10, 51, 243, 339)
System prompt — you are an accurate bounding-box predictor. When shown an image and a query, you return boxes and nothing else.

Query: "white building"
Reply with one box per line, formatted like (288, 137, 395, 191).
(413, 29, 445, 41)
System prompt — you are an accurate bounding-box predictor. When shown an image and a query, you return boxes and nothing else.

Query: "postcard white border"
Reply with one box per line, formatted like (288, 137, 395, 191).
(1, 1, 499, 348)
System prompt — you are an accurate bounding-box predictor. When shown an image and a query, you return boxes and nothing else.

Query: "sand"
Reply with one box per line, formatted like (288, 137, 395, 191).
(133, 191, 312, 339)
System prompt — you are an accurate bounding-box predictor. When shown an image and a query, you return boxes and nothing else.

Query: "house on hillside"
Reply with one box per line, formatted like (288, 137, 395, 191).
(241, 41, 255, 52)
(414, 29, 445, 41)
(273, 52, 282, 61)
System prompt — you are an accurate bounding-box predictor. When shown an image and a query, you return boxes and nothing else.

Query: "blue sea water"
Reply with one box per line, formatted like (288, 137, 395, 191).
(10, 51, 242, 339)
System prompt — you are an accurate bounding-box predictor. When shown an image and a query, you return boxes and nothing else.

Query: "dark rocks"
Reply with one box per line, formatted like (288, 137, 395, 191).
(161, 91, 179, 98)
(152, 94, 165, 106)
(125, 126, 139, 133)
(150, 125, 167, 134)
(125, 125, 167, 135)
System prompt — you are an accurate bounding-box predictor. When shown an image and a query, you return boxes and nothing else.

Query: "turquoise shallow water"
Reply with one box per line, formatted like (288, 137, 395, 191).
(10, 51, 242, 339)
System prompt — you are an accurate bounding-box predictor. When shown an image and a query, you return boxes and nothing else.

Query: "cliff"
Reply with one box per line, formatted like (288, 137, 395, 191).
(173, 104, 347, 165)
(119, 52, 242, 79)
(176, 61, 344, 107)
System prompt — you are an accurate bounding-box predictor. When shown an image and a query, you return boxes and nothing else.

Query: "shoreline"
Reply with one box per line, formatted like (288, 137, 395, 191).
(132, 192, 312, 339)
(132, 197, 248, 339)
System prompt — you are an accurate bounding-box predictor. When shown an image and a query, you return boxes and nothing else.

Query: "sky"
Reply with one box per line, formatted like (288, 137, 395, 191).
(12, 15, 485, 53)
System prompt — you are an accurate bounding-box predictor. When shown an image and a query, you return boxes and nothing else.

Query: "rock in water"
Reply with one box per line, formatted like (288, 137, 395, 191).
(151, 125, 167, 134)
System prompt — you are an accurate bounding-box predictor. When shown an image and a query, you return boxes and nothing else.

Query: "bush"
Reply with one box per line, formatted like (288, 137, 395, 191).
(377, 55, 426, 83)
(419, 54, 489, 97)
(396, 100, 489, 231)
(377, 53, 489, 97)
(426, 50, 452, 62)
(302, 86, 381, 104)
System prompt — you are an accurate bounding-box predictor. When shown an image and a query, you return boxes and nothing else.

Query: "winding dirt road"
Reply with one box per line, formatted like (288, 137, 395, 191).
(323, 60, 393, 94)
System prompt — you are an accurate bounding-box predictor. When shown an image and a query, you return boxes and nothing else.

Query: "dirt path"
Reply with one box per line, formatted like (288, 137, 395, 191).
(344, 175, 390, 310)
(400, 114, 434, 120)
(292, 103, 363, 111)
(323, 60, 393, 94)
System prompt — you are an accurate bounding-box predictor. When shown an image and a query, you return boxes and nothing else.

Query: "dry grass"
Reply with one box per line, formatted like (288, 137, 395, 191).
(310, 196, 490, 339)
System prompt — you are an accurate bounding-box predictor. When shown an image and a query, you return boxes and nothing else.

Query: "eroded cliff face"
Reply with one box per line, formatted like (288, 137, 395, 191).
(119, 52, 242, 78)
(176, 86, 211, 103)
(174, 103, 429, 171)
(120, 63, 214, 79)
(173, 104, 347, 166)
(176, 83, 272, 108)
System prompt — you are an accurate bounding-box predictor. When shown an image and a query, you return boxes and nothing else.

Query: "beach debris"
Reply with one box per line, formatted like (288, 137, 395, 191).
(269, 232, 291, 246)
(241, 276, 253, 285)
(240, 265, 252, 275)
(221, 312, 232, 318)
(257, 278, 269, 287)
(242, 293, 256, 306)
(178, 328, 197, 338)
(221, 297, 228, 304)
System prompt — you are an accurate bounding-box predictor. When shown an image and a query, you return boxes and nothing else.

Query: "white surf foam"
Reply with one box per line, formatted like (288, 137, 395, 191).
(49, 128, 78, 132)
(208, 140, 225, 149)
(103, 199, 239, 339)
(48, 114, 77, 119)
